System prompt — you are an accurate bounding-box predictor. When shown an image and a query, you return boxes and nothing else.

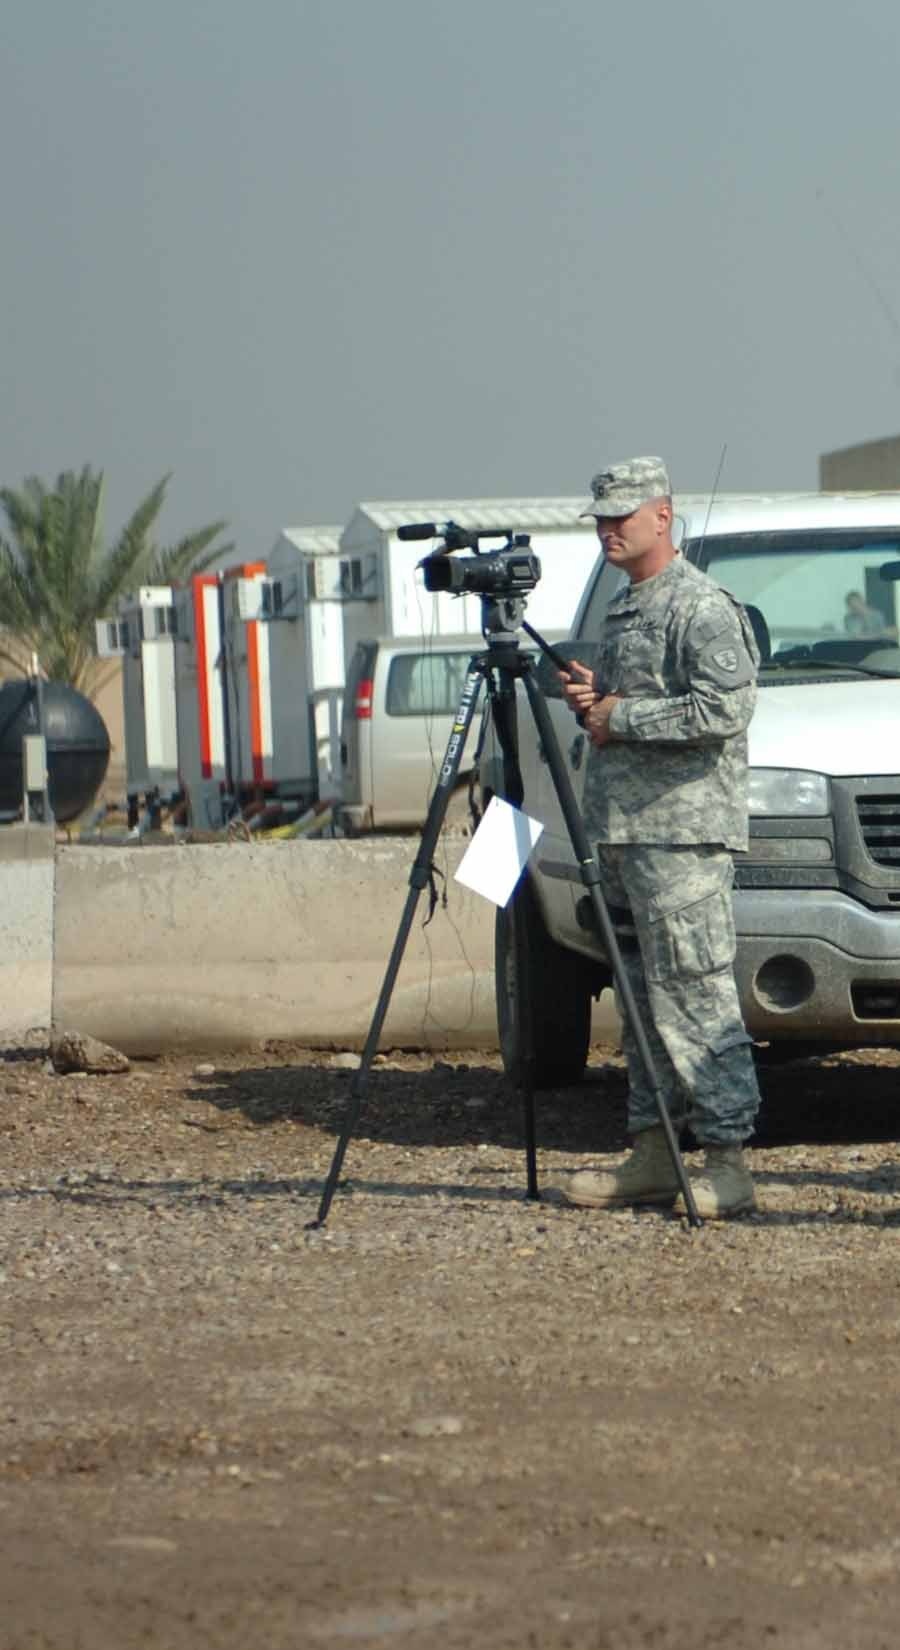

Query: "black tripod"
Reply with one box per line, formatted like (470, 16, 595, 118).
(314, 567, 701, 1226)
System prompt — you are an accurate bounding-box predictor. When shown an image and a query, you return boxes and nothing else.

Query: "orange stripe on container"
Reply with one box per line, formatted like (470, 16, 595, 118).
(194, 578, 214, 779)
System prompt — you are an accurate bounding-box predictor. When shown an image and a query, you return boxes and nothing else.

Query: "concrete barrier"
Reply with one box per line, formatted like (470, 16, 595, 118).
(51, 838, 619, 1055)
(0, 825, 55, 1039)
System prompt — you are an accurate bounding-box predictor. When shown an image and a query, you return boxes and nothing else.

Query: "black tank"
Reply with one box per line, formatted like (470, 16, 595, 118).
(0, 679, 111, 823)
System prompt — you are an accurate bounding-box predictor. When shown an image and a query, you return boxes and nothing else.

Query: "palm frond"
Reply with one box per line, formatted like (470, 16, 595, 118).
(149, 524, 233, 583)
(2, 466, 231, 690)
(56, 467, 106, 614)
(91, 473, 171, 616)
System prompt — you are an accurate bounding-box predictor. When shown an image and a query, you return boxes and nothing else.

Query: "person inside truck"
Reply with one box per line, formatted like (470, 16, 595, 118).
(843, 590, 892, 639)
(556, 455, 761, 1220)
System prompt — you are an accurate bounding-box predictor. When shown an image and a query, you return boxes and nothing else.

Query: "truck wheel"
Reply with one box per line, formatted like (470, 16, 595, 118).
(495, 876, 595, 1087)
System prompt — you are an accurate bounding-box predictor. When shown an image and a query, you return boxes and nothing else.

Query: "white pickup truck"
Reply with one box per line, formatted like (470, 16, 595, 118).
(480, 491, 900, 1085)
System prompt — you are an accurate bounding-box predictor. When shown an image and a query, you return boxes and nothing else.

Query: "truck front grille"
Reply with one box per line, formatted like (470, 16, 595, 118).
(856, 795, 900, 865)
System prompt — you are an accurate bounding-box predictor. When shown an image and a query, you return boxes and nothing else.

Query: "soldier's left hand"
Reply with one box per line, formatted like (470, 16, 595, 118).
(585, 694, 622, 747)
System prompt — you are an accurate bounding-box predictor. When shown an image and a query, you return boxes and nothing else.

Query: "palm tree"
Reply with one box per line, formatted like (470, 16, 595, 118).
(0, 466, 233, 691)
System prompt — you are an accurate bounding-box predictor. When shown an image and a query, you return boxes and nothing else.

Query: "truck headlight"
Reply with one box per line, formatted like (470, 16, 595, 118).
(747, 769, 830, 817)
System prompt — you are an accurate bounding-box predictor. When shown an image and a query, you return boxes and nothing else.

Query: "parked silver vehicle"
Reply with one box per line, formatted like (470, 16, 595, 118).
(338, 634, 481, 833)
(480, 491, 900, 1084)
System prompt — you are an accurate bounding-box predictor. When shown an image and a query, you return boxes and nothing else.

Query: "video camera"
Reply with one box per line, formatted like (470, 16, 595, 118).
(396, 520, 542, 599)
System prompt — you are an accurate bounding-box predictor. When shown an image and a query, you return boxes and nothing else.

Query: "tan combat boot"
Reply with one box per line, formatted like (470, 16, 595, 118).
(674, 1144, 756, 1220)
(558, 1126, 680, 1209)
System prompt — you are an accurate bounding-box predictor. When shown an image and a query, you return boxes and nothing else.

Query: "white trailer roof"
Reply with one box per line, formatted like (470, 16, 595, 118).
(278, 525, 343, 555)
(343, 498, 589, 544)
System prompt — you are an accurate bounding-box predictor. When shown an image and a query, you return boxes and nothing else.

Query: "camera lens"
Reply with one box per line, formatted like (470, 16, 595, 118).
(421, 556, 455, 593)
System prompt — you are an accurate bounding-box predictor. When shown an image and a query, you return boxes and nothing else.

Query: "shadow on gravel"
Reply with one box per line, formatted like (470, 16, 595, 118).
(182, 1056, 632, 1156)
(181, 1048, 900, 1154)
(753, 1054, 900, 1147)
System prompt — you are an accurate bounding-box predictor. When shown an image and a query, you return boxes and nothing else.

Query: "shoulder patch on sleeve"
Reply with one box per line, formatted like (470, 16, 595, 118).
(682, 589, 758, 685)
(696, 627, 756, 687)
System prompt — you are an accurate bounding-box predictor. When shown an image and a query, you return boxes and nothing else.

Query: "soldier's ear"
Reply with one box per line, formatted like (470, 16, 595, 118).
(655, 498, 673, 534)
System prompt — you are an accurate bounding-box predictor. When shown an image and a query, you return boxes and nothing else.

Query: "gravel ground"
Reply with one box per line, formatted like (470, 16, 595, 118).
(4, 1036, 900, 1648)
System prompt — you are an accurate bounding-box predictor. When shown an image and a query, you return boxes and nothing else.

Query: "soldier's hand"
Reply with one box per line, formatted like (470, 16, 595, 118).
(559, 658, 598, 716)
(585, 694, 622, 747)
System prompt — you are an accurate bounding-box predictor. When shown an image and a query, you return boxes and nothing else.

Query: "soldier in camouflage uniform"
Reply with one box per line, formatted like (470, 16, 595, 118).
(558, 456, 761, 1219)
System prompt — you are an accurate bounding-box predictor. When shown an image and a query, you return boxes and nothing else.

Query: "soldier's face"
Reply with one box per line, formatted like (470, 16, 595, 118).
(594, 499, 664, 566)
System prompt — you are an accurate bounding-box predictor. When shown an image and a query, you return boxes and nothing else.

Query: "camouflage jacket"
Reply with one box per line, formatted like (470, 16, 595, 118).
(582, 555, 759, 849)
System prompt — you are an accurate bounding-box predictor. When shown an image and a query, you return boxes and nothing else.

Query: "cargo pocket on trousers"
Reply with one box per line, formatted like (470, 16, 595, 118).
(708, 1028, 753, 1058)
(645, 888, 736, 982)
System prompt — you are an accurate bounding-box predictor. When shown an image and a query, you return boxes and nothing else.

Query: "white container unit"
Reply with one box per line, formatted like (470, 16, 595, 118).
(95, 585, 179, 820)
(173, 563, 278, 825)
(265, 527, 347, 801)
(124, 587, 179, 800)
(338, 498, 602, 642)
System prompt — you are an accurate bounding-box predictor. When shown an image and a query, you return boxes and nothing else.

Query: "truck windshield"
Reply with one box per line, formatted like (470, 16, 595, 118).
(690, 530, 900, 668)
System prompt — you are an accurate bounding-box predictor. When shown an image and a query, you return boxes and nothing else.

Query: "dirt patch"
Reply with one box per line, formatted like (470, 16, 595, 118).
(4, 1040, 900, 1647)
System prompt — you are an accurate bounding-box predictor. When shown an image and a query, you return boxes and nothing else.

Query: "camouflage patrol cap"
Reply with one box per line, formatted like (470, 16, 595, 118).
(579, 455, 672, 519)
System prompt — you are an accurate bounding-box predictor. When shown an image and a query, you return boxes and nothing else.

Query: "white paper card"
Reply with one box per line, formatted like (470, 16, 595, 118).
(453, 795, 544, 908)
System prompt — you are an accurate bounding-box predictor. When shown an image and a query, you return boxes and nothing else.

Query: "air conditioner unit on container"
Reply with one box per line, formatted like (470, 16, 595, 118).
(236, 576, 272, 621)
(261, 574, 300, 618)
(95, 618, 127, 657)
(339, 553, 379, 601)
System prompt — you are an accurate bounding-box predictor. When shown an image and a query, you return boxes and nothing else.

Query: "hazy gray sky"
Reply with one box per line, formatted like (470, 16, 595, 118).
(3, 0, 900, 554)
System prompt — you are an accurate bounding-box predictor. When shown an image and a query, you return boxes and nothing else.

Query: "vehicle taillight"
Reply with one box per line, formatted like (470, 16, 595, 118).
(354, 678, 373, 719)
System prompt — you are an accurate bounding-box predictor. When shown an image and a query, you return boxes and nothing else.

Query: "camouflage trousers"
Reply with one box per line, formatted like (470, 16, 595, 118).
(594, 843, 760, 1145)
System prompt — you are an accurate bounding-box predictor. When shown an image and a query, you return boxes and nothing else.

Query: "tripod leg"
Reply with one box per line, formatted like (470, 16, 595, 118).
(519, 1018, 539, 1197)
(508, 878, 539, 1197)
(488, 665, 539, 1199)
(519, 670, 702, 1228)
(312, 663, 486, 1227)
(312, 887, 428, 1225)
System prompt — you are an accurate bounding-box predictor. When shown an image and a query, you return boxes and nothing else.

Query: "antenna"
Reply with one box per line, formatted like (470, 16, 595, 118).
(697, 443, 728, 558)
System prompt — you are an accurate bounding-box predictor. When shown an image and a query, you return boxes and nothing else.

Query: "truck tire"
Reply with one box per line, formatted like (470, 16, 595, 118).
(495, 875, 595, 1088)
